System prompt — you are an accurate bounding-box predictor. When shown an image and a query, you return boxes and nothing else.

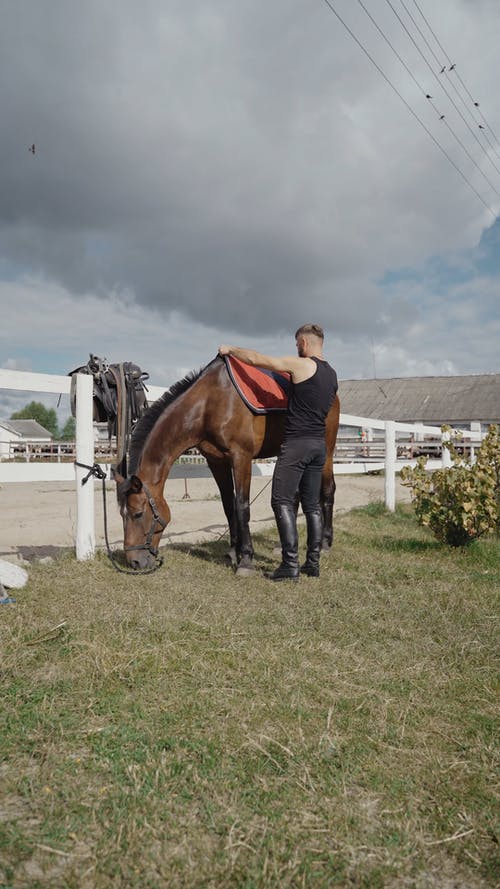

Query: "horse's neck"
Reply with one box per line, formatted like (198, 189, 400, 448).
(138, 394, 204, 486)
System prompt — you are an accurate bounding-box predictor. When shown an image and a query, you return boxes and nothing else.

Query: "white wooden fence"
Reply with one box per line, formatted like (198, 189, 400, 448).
(0, 368, 479, 560)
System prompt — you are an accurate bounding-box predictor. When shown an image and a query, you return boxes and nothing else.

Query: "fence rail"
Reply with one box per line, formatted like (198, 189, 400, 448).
(1, 435, 481, 466)
(0, 368, 484, 560)
(0, 440, 114, 463)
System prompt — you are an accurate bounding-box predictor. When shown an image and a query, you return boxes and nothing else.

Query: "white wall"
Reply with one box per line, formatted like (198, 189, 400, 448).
(0, 426, 21, 460)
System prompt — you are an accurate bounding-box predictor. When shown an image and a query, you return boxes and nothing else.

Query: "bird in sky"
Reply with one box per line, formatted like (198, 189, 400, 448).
(29, 144, 35, 154)
(439, 66, 446, 74)
(449, 63, 456, 71)
(426, 94, 433, 99)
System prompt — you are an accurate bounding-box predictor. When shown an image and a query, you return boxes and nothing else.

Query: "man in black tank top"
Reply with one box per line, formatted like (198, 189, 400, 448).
(219, 324, 338, 581)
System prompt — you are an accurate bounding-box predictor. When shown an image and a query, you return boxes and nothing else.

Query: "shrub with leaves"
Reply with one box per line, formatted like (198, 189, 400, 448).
(400, 424, 500, 546)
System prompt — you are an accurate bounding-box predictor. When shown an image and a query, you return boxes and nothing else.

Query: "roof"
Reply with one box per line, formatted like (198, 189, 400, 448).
(0, 419, 53, 439)
(338, 373, 500, 424)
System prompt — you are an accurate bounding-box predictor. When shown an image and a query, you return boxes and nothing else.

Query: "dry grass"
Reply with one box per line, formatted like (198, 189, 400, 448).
(0, 503, 498, 888)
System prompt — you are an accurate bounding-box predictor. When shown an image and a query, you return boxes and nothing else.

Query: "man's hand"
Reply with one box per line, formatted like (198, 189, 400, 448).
(218, 345, 231, 356)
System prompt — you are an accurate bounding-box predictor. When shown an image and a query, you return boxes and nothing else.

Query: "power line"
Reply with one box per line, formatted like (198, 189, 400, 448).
(400, 0, 482, 125)
(398, 0, 500, 164)
(319, 0, 497, 218)
(411, 0, 500, 152)
(384, 0, 500, 180)
(355, 0, 500, 202)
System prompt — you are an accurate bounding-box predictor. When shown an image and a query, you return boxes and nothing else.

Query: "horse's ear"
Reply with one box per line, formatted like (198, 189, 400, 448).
(114, 472, 142, 503)
(111, 466, 125, 486)
(129, 474, 143, 494)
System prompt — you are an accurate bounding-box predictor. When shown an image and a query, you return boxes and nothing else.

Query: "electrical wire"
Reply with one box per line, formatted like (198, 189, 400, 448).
(385, 0, 500, 178)
(400, 0, 500, 164)
(355, 0, 500, 201)
(399, 0, 484, 129)
(319, 0, 497, 218)
(411, 0, 500, 153)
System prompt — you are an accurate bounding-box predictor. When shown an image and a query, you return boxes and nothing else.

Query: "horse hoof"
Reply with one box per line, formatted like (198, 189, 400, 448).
(235, 565, 255, 578)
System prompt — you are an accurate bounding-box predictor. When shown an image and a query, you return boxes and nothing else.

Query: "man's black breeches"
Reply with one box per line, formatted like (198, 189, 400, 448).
(271, 437, 326, 514)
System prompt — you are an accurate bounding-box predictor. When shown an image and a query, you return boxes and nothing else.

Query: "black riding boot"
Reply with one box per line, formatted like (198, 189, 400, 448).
(268, 504, 299, 581)
(301, 509, 323, 577)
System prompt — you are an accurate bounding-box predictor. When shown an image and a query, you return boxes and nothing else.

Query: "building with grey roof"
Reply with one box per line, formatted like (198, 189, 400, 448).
(338, 373, 500, 431)
(0, 419, 53, 460)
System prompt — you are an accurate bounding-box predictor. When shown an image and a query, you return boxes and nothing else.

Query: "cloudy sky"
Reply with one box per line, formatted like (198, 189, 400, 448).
(1, 0, 499, 419)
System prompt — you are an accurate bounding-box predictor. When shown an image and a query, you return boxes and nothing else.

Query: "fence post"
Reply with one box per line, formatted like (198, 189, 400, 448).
(384, 420, 396, 511)
(441, 430, 452, 468)
(75, 373, 95, 560)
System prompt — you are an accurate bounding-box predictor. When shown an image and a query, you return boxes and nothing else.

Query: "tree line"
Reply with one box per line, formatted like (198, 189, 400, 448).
(10, 401, 76, 440)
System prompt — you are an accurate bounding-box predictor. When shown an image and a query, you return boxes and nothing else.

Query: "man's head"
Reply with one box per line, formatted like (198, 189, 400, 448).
(295, 324, 324, 357)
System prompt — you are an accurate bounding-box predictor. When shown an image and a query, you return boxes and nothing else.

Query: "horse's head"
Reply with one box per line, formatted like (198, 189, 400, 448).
(114, 472, 170, 570)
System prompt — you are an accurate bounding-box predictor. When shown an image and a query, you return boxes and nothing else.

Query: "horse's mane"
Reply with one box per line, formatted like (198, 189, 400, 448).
(128, 364, 206, 474)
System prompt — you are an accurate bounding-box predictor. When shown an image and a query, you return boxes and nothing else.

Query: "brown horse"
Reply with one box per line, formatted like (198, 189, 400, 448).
(115, 356, 340, 575)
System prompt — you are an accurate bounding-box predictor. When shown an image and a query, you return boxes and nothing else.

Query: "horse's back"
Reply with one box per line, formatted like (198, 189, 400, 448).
(198, 359, 339, 464)
(195, 359, 256, 454)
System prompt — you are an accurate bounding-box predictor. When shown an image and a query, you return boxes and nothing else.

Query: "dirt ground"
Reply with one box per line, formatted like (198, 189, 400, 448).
(0, 473, 411, 565)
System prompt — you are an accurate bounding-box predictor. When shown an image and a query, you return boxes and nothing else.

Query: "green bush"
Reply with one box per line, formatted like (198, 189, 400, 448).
(400, 424, 500, 546)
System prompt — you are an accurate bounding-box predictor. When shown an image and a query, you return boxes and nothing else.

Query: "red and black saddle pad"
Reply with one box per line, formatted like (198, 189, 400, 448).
(224, 355, 290, 414)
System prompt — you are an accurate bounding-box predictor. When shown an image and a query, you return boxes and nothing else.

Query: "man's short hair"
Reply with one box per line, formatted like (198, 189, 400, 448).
(295, 323, 324, 341)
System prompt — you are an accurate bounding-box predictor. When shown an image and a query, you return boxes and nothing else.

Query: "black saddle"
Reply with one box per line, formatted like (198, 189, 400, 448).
(69, 354, 149, 471)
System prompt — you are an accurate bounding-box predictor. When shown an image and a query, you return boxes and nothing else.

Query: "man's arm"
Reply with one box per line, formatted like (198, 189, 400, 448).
(218, 345, 314, 381)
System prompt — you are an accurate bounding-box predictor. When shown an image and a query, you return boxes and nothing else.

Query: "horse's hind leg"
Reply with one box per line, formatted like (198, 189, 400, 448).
(207, 459, 238, 566)
(321, 466, 336, 550)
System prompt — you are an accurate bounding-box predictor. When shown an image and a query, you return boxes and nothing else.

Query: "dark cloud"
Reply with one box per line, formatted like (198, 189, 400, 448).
(1, 0, 499, 356)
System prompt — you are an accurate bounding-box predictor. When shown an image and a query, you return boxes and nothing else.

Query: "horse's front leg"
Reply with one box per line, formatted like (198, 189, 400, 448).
(232, 454, 255, 577)
(207, 458, 238, 567)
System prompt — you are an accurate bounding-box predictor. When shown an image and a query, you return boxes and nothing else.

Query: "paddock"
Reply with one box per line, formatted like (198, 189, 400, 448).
(0, 474, 412, 564)
(0, 367, 484, 564)
(1, 502, 497, 887)
(0, 370, 497, 887)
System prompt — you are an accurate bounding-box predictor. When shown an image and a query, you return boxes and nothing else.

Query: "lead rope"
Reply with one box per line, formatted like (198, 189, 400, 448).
(214, 475, 274, 541)
(74, 461, 163, 574)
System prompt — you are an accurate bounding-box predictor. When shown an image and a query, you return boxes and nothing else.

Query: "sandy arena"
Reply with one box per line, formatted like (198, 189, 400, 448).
(0, 473, 411, 565)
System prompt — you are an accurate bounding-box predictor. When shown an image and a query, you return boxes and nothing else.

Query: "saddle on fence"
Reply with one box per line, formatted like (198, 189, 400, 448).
(69, 354, 149, 472)
(224, 355, 290, 413)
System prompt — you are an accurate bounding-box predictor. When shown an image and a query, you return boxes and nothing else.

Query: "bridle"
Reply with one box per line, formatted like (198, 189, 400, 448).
(123, 480, 167, 564)
(75, 462, 166, 574)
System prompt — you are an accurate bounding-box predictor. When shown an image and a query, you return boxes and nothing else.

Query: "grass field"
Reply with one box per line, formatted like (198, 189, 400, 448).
(1, 503, 498, 888)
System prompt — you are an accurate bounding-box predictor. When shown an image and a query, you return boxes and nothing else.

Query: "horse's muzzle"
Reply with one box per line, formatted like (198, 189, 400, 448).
(128, 550, 157, 571)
